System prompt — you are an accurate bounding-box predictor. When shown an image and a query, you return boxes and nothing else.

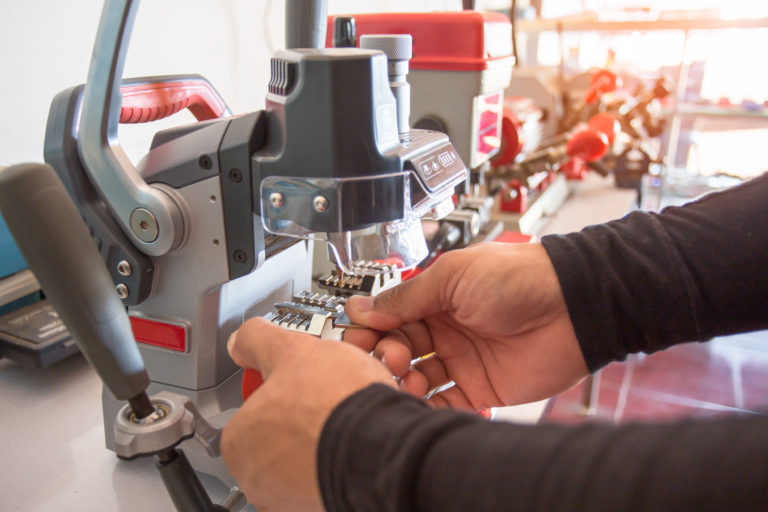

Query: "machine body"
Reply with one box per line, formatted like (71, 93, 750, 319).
(38, 0, 467, 487)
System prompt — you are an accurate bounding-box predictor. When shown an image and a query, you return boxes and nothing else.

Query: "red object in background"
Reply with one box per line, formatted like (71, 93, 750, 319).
(562, 158, 589, 180)
(129, 316, 187, 352)
(586, 112, 617, 145)
(120, 77, 229, 124)
(499, 179, 528, 213)
(493, 230, 533, 244)
(325, 11, 514, 72)
(491, 108, 524, 168)
(242, 369, 264, 400)
(566, 128, 609, 162)
(584, 69, 618, 104)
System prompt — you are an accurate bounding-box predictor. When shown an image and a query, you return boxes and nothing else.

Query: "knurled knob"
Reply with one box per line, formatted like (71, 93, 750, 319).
(359, 34, 413, 61)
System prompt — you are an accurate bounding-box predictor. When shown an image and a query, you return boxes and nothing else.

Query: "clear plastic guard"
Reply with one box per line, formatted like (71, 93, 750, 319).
(260, 172, 458, 274)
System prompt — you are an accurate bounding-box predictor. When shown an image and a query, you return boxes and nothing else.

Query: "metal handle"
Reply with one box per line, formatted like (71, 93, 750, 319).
(78, 0, 184, 257)
(0, 163, 149, 400)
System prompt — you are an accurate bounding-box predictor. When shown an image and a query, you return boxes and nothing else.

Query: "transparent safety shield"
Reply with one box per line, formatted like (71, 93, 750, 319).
(260, 171, 458, 274)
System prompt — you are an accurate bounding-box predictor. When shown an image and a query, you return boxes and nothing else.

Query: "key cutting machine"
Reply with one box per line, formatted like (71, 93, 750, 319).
(32, 0, 467, 495)
(326, 11, 515, 249)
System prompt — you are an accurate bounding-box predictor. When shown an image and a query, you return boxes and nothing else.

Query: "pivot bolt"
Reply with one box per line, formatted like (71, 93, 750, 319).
(130, 208, 159, 243)
(116, 283, 129, 299)
(313, 195, 329, 212)
(269, 192, 284, 208)
(117, 260, 132, 277)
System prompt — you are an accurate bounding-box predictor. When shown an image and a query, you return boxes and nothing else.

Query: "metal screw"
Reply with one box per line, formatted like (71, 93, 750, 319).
(269, 192, 284, 208)
(198, 154, 213, 170)
(130, 208, 159, 243)
(312, 195, 329, 212)
(117, 260, 132, 277)
(229, 168, 243, 183)
(116, 283, 129, 299)
(233, 250, 248, 263)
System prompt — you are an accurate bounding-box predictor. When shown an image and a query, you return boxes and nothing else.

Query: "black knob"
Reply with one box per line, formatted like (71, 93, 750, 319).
(333, 16, 356, 48)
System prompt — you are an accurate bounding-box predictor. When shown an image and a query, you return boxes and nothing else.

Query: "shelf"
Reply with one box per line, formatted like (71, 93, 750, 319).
(517, 14, 768, 33)
(664, 104, 768, 119)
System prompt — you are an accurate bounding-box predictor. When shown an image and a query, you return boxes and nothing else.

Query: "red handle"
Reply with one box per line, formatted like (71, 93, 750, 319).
(566, 129, 609, 162)
(120, 77, 229, 124)
(490, 108, 524, 168)
(586, 113, 617, 145)
(242, 368, 264, 400)
(583, 69, 618, 105)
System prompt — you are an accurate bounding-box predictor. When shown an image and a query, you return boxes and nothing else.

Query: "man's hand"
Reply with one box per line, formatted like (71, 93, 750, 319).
(221, 317, 396, 512)
(345, 242, 589, 410)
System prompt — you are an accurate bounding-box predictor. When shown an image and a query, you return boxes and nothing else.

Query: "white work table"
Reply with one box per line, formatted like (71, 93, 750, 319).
(0, 174, 636, 511)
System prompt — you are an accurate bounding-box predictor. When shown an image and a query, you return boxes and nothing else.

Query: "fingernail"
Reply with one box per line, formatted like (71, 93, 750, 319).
(227, 331, 238, 354)
(350, 295, 374, 312)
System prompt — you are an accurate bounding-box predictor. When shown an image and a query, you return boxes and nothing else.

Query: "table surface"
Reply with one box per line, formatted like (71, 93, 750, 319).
(0, 174, 637, 511)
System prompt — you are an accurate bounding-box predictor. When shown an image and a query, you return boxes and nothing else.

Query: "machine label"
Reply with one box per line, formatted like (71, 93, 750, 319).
(411, 145, 466, 192)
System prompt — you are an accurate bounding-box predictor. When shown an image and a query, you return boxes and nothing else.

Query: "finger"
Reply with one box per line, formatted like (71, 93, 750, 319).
(399, 369, 428, 397)
(371, 320, 436, 377)
(345, 257, 457, 330)
(427, 384, 475, 411)
(413, 355, 452, 391)
(227, 317, 306, 377)
(372, 331, 414, 377)
(342, 327, 381, 353)
(397, 321, 437, 359)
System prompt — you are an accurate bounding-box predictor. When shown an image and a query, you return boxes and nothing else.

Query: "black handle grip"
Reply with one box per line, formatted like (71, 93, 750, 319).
(0, 163, 149, 400)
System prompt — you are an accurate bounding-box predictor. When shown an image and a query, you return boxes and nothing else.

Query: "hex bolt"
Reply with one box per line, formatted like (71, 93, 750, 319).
(313, 195, 329, 212)
(117, 260, 132, 277)
(269, 192, 284, 208)
(116, 283, 129, 299)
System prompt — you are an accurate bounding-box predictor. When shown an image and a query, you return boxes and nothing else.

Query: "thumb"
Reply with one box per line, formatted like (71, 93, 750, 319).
(227, 317, 304, 378)
(346, 262, 452, 330)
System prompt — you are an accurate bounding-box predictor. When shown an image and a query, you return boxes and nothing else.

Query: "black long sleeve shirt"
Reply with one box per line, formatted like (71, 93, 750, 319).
(318, 173, 768, 511)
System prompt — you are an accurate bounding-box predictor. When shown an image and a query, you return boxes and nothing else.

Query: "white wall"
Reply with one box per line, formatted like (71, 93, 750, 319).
(0, 0, 465, 166)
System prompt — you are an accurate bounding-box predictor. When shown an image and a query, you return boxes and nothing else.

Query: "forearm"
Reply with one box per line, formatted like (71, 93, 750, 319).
(541, 173, 768, 371)
(319, 384, 768, 512)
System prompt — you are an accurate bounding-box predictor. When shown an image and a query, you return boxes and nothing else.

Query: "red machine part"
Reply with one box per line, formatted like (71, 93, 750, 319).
(566, 128, 610, 162)
(242, 369, 264, 400)
(120, 77, 229, 124)
(499, 178, 528, 213)
(490, 107, 524, 168)
(562, 128, 610, 180)
(325, 11, 514, 71)
(583, 69, 618, 105)
(586, 112, 617, 145)
(129, 316, 187, 352)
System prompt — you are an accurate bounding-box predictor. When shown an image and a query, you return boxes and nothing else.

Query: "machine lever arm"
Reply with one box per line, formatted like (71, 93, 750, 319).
(78, 0, 185, 257)
(0, 163, 149, 402)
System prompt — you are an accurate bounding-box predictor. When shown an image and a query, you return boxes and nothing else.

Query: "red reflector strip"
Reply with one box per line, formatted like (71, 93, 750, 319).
(129, 316, 187, 352)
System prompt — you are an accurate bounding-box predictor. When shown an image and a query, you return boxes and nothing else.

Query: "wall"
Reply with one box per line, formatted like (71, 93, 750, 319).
(0, 0, 466, 166)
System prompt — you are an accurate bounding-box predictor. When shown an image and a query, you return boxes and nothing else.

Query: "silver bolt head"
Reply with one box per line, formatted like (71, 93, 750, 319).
(117, 260, 132, 277)
(313, 195, 329, 212)
(116, 283, 129, 299)
(269, 192, 284, 208)
(130, 208, 159, 243)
